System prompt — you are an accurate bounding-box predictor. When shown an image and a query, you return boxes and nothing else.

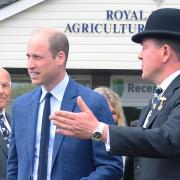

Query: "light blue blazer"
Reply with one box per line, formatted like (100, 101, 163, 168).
(7, 77, 123, 180)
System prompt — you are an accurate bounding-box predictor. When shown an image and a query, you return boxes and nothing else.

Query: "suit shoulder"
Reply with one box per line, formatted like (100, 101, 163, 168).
(75, 81, 105, 100)
(13, 87, 41, 103)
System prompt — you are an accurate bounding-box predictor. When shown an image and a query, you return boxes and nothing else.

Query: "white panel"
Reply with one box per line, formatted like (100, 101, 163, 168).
(0, 0, 179, 69)
(66, 61, 141, 70)
(0, 35, 29, 43)
(0, 52, 26, 59)
(0, 27, 36, 35)
(0, 44, 26, 51)
(69, 44, 139, 53)
(68, 36, 132, 44)
(0, 51, 139, 61)
(17, 5, 153, 14)
(67, 52, 139, 61)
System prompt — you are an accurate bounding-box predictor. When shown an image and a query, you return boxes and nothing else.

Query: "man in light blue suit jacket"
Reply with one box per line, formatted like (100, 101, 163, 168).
(7, 28, 123, 180)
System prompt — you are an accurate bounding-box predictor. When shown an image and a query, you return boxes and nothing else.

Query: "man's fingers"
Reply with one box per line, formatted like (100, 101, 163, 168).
(77, 96, 91, 113)
(51, 110, 75, 120)
(53, 119, 72, 129)
(51, 114, 73, 125)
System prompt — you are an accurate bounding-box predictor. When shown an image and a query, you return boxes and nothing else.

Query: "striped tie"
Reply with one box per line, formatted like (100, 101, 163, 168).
(0, 113, 10, 147)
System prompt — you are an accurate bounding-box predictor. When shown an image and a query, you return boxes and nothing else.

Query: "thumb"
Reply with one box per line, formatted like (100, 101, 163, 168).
(77, 96, 91, 113)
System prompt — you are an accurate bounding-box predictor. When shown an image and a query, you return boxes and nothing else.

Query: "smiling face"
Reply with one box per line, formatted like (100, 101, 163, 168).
(0, 69, 12, 112)
(27, 29, 66, 91)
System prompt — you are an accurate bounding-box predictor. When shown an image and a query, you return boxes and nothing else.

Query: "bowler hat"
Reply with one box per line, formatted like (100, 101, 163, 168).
(132, 8, 180, 43)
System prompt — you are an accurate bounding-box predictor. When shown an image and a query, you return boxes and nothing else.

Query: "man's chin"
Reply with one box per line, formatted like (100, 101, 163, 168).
(141, 72, 147, 80)
(142, 74, 152, 82)
(31, 80, 41, 86)
(0, 102, 6, 108)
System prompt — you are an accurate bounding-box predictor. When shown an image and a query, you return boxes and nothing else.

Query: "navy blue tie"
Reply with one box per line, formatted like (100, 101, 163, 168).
(0, 113, 10, 147)
(37, 93, 52, 180)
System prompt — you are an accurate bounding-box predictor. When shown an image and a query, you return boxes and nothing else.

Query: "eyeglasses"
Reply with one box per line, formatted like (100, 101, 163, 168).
(0, 82, 12, 89)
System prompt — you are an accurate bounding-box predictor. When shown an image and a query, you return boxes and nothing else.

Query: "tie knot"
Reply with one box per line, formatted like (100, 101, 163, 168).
(155, 87, 162, 95)
(45, 92, 52, 99)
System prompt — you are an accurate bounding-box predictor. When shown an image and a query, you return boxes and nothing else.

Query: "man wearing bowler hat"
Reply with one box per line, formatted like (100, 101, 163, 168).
(51, 8, 180, 180)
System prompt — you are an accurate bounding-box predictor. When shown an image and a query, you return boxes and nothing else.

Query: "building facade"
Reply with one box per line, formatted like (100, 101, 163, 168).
(0, 0, 178, 123)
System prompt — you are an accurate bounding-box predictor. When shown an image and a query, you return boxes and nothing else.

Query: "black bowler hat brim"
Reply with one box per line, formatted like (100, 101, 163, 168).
(131, 8, 180, 43)
(132, 30, 180, 43)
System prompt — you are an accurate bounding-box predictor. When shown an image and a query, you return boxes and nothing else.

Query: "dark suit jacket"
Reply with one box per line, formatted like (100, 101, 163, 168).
(7, 77, 123, 180)
(0, 113, 10, 180)
(109, 75, 180, 180)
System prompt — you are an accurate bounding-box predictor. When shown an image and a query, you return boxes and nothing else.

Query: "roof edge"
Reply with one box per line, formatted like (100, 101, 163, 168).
(0, 0, 46, 21)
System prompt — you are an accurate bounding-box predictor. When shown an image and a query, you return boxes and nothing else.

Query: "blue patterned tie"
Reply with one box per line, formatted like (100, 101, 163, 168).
(143, 87, 163, 128)
(0, 112, 10, 147)
(37, 93, 52, 180)
(151, 87, 163, 109)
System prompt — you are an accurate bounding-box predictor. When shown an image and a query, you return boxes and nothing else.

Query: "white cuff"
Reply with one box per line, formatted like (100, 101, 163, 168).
(105, 128, 110, 151)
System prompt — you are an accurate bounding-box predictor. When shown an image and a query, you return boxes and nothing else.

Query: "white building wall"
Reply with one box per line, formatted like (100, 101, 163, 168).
(0, 0, 179, 69)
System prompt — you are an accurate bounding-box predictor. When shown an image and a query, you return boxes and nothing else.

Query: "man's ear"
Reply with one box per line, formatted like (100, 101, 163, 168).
(56, 51, 66, 65)
(162, 44, 172, 63)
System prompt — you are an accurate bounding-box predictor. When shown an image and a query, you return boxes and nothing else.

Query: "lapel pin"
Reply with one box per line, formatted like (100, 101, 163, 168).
(158, 96, 166, 111)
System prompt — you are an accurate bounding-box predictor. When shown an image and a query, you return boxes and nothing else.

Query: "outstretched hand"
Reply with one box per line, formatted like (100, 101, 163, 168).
(50, 96, 100, 139)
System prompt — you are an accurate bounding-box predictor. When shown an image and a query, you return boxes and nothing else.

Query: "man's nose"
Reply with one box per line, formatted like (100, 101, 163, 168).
(138, 51, 143, 61)
(27, 58, 35, 68)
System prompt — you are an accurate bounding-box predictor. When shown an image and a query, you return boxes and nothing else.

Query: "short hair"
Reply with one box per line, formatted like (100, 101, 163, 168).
(153, 38, 180, 59)
(49, 31, 69, 62)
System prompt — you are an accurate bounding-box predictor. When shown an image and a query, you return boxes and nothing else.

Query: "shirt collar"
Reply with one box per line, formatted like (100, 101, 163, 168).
(159, 70, 180, 92)
(39, 73, 69, 103)
(0, 109, 6, 120)
(0, 109, 6, 116)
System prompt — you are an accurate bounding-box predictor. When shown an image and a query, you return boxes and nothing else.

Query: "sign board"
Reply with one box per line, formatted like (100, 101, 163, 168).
(111, 75, 156, 107)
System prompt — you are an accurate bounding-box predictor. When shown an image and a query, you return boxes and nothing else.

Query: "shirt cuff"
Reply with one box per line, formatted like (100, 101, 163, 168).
(105, 129, 110, 151)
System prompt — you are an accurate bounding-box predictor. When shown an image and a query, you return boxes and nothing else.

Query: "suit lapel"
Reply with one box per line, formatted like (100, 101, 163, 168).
(146, 75, 180, 128)
(22, 88, 41, 170)
(139, 105, 151, 127)
(52, 78, 77, 166)
(146, 108, 160, 128)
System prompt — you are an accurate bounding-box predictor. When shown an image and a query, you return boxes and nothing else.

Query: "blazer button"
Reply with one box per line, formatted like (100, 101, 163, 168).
(136, 165, 140, 169)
